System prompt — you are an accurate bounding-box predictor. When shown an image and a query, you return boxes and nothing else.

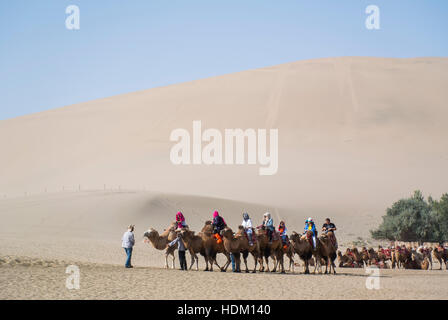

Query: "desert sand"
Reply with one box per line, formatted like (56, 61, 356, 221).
(1, 255, 447, 300)
(0, 57, 447, 299)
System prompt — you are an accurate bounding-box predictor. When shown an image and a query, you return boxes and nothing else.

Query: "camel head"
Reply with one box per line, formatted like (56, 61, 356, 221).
(290, 232, 300, 243)
(235, 226, 246, 237)
(180, 228, 194, 239)
(143, 228, 158, 242)
(220, 227, 234, 239)
(201, 220, 214, 234)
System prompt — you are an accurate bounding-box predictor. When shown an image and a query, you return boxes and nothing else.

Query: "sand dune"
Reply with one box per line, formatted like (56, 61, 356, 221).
(1, 57, 447, 214)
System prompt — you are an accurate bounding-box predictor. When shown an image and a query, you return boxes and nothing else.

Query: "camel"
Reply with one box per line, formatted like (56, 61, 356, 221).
(402, 252, 429, 270)
(200, 221, 231, 272)
(281, 240, 295, 273)
(220, 227, 246, 272)
(256, 226, 284, 273)
(234, 226, 260, 273)
(337, 250, 354, 268)
(179, 229, 206, 271)
(376, 247, 393, 266)
(350, 247, 366, 267)
(432, 246, 448, 270)
(419, 247, 433, 270)
(410, 251, 430, 270)
(367, 247, 379, 265)
(391, 246, 411, 269)
(143, 223, 177, 269)
(314, 231, 337, 274)
(290, 232, 313, 274)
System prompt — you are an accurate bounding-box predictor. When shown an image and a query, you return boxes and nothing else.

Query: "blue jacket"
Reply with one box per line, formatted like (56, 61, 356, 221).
(304, 222, 316, 236)
(264, 218, 275, 231)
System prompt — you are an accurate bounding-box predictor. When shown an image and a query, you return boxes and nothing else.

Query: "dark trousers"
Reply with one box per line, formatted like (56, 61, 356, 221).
(123, 247, 133, 267)
(179, 250, 187, 270)
(267, 229, 273, 242)
(230, 253, 236, 272)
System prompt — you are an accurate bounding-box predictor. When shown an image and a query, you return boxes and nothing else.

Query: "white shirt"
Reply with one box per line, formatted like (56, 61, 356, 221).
(122, 231, 135, 248)
(242, 218, 252, 230)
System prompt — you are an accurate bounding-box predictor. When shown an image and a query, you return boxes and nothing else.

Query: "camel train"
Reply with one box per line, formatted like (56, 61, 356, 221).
(143, 219, 448, 274)
(143, 219, 339, 274)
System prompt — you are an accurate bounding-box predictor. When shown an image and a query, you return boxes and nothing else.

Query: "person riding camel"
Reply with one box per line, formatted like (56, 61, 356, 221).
(262, 212, 275, 244)
(212, 210, 227, 244)
(278, 220, 288, 249)
(304, 217, 317, 249)
(175, 211, 188, 230)
(322, 218, 338, 249)
(242, 212, 254, 246)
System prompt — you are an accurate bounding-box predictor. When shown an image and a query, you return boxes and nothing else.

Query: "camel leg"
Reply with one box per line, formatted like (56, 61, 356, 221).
(252, 252, 258, 273)
(204, 248, 212, 271)
(242, 251, 249, 273)
(166, 251, 175, 269)
(289, 253, 294, 273)
(264, 256, 270, 272)
(221, 253, 231, 272)
(332, 260, 336, 274)
(304, 259, 310, 274)
(258, 257, 264, 272)
(271, 255, 277, 273)
(188, 250, 194, 270)
(188, 251, 197, 270)
(278, 252, 285, 274)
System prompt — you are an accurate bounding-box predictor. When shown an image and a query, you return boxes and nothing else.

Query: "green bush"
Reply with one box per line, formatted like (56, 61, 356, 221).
(371, 190, 448, 243)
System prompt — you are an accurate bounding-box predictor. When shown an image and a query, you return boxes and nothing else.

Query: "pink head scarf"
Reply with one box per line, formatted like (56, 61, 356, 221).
(213, 210, 226, 225)
(176, 211, 185, 222)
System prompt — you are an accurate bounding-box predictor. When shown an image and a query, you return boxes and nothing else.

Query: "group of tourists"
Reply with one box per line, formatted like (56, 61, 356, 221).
(121, 210, 337, 270)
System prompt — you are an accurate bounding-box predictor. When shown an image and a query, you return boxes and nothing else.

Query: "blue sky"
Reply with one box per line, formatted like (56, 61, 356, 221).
(0, 0, 447, 120)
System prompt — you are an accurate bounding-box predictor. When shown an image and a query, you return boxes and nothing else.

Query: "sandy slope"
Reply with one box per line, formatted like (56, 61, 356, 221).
(1, 57, 447, 213)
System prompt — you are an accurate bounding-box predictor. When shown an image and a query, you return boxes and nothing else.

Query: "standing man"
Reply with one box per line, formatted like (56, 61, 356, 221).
(169, 229, 188, 271)
(122, 224, 135, 268)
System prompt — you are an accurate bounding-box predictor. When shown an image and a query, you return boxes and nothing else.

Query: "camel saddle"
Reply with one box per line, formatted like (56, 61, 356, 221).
(244, 229, 257, 244)
(305, 231, 313, 247)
